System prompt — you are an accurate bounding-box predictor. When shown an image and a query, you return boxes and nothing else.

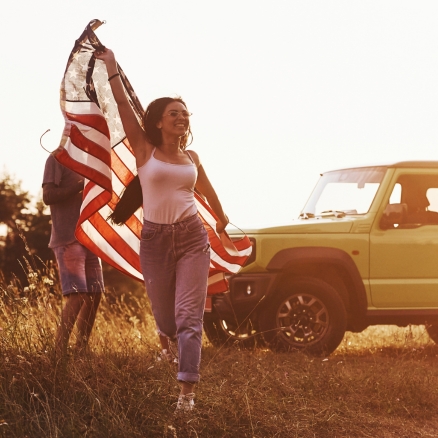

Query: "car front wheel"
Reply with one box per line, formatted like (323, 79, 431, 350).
(203, 312, 259, 349)
(259, 277, 347, 356)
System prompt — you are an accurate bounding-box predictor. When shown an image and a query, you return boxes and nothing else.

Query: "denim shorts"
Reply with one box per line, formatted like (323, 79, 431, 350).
(53, 241, 104, 295)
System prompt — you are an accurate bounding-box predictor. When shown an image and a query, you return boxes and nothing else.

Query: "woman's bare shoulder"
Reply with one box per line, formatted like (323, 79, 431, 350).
(186, 149, 201, 167)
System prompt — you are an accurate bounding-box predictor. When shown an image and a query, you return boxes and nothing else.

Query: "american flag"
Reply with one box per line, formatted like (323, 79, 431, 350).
(54, 19, 252, 294)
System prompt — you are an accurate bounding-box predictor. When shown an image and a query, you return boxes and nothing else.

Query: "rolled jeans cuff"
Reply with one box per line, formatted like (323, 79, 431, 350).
(178, 372, 200, 384)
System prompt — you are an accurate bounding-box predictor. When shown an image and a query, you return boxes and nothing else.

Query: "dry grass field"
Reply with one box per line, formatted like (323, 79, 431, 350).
(1, 267, 438, 438)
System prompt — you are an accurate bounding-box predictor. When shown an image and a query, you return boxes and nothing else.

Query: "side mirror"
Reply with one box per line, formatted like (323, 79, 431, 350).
(380, 203, 407, 230)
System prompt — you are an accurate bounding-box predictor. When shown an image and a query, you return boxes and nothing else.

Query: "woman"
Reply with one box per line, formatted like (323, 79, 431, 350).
(94, 48, 229, 413)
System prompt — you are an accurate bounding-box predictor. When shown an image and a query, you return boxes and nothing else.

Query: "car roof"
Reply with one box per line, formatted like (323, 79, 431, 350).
(324, 161, 438, 174)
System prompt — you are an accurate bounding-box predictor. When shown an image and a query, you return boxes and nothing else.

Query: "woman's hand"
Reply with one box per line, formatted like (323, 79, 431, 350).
(94, 48, 119, 86)
(94, 48, 116, 66)
(216, 216, 229, 234)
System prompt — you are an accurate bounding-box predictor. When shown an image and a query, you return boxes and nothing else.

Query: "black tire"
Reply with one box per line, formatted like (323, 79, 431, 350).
(203, 313, 259, 349)
(426, 323, 438, 344)
(259, 277, 347, 356)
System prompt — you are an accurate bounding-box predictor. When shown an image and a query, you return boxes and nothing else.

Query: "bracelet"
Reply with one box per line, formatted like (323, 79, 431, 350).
(108, 73, 120, 81)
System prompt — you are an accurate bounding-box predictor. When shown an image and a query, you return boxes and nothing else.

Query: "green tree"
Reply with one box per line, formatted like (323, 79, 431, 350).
(0, 172, 29, 228)
(0, 172, 52, 285)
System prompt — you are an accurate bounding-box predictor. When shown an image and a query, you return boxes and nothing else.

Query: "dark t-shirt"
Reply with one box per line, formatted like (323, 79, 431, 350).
(42, 155, 83, 248)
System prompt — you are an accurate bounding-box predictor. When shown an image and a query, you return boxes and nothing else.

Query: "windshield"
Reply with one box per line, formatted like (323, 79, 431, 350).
(301, 167, 387, 217)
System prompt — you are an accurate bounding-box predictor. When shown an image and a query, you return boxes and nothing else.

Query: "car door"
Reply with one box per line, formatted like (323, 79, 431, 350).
(369, 169, 438, 308)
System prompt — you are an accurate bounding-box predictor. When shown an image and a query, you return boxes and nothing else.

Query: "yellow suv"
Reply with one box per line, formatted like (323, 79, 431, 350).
(203, 161, 438, 355)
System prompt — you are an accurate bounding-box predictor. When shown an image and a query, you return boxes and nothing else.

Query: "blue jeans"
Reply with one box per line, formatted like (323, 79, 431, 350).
(53, 242, 104, 295)
(140, 213, 210, 383)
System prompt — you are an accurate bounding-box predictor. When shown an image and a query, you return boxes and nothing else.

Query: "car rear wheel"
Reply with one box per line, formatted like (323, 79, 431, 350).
(259, 277, 347, 356)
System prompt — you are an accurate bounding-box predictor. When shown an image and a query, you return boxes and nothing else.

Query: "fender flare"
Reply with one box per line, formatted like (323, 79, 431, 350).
(266, 246, 367, 320)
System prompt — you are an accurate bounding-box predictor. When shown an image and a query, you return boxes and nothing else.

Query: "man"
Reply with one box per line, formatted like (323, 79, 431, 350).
(43, 154, 103, 355)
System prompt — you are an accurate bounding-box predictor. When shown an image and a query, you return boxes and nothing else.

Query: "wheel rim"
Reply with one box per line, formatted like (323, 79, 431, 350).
(275, 292, 329, 347)
(219, 319, 256, 340)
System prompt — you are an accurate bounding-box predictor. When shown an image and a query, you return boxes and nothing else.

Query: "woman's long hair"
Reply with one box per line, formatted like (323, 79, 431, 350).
(108, 97, 193, 225)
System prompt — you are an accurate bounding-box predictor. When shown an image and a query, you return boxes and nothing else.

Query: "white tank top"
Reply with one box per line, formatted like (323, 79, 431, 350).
(137, 148, 198, 224)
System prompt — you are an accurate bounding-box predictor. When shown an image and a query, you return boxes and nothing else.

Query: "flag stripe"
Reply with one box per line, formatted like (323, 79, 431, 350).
(97, 204, 142, 253)
(87, 213, 142, 271)
(111, 147, 135, 188)
(55, 148, 112, 194)
(76, 225, 142, 279)
(79, 187, 109, 222)
(69, 125, 111, 167)
(66, 112, 110, 139)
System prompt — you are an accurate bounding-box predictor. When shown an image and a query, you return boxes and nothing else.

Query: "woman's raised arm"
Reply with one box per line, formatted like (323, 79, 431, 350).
(94, 49, 150, 163)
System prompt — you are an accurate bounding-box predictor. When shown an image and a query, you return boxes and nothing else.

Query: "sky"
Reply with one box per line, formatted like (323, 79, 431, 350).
(2, 1, 438, 228)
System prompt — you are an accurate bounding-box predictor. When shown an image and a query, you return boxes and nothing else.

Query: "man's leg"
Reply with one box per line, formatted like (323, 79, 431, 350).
(55, 293, 86, 355)
(53, 243, 100, 356)
(75, 293, 102, 351)
(74, 249, 104, 351)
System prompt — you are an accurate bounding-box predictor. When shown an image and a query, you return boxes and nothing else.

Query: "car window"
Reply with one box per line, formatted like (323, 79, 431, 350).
(303, 167, 386, 216)
(426, 188, 438, 213)
(388, 174, 438, 226)
(389, 183, 401, 204)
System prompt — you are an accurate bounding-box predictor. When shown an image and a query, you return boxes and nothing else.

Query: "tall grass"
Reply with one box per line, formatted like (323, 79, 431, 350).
(1, 266, 438, 437)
